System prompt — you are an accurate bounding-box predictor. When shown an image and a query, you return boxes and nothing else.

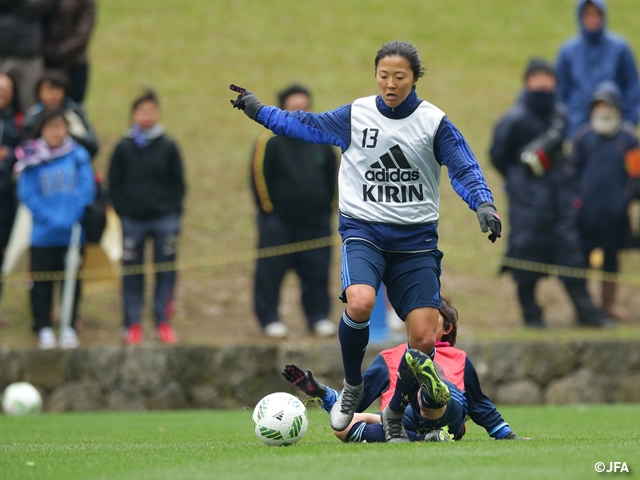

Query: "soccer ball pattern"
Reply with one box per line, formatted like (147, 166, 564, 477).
(253, 392, 308, 446)
(2, 382, 43, 416)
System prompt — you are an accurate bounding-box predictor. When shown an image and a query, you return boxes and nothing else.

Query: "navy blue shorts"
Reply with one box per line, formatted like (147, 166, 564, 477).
(340, 239, 443, 320)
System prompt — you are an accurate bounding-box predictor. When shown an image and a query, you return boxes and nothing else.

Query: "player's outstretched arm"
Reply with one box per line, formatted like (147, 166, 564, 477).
(282, 364, 328, 399)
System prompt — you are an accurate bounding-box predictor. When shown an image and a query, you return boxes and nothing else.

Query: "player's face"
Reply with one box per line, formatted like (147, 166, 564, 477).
(376, 56, 417, 108)
(41, 116, 68, 148)
(39, 82, 65, 110)
(132, 101, 161, 130)
(283, 93, 311, 112)
(581, 3, 603, 32)
(0, 75, 13, 110)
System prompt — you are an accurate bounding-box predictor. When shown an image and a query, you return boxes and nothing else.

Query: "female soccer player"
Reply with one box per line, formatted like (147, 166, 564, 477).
(283, 297, 527, 443)
(230, 40, 501, 442)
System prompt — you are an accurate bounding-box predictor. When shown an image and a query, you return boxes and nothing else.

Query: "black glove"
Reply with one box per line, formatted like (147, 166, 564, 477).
(477, 202, 502, 243)
(282, 364, 328, 398)
(229, 84, 264, 120)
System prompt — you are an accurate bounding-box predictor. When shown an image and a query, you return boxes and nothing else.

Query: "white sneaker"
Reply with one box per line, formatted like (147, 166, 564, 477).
(264, 321, 288, 338)
(38, 327, 57, 349)
(59, 327, 80, 349)
(313, 319, 336, 337)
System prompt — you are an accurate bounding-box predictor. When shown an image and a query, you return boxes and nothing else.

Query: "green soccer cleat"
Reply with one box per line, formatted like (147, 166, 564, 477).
(405, 349, 451, 406)
(423, 426, 453, 442)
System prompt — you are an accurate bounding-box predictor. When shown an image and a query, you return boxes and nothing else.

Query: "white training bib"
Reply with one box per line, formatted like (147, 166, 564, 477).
(339, 95, 446, 225)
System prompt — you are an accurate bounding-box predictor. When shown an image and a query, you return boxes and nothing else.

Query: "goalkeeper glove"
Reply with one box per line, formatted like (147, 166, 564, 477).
(282, 364, 328, 398)
(477, 202, 502, 243)
(229, 84, 264, 120)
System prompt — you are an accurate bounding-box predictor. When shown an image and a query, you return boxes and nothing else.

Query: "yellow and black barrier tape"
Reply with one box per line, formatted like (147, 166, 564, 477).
(1, 235, 640, 285)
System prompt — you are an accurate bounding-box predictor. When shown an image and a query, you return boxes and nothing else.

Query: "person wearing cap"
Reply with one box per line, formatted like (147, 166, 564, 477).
(571, 81, 640, 319)
(249, 84, 338, 338)
(556, 0, 640, 136)
(490, 58, 613, 329)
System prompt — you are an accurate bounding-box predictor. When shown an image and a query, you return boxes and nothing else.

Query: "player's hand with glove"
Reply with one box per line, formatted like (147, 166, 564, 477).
(229, 84, 264, 120)
(282, 364, 328, 399)
(477, 202, 502, 243)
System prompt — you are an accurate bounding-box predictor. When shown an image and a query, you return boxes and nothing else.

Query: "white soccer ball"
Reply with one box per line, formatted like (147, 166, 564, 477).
(1, 382, 43, 416)
(252, 392, 308, 446)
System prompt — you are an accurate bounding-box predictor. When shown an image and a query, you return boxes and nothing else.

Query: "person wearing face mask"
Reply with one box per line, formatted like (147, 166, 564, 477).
(571, 82, 640, 320)
(556, 0, 640, 137)
(490, 59, 613, 330)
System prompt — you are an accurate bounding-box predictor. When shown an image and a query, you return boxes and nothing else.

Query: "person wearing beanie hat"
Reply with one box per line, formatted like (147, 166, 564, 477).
(570, 81, 640, 319)
(490, 58, 613, 329)
(556, 0, 640, 136)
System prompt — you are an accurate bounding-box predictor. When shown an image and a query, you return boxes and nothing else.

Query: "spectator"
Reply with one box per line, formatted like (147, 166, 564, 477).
(108, 89, 186, 345)
(489, 58, 613, 329)
(0, 0, 56, 111)
(43, 0, 96, 105)
(14, 108, 95, 349)
(556, 0, 640, 136)
(0, 72, 22, 326)
(23, 70, 98, 157)
(250, 84, 338, 338)
(571, 81, 640, 319)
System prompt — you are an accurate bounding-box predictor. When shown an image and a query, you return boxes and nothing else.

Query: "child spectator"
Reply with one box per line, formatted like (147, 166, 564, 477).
(15, 108, 95, 349)
(107, 89, 186, 345)
(23, 70, 98, 157)
(571, 81, 640, 319)
(0, 72, 22, 326)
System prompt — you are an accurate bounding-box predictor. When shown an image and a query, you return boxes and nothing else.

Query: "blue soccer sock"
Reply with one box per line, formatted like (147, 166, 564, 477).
(345, 421, 423, 443)
(338, 310, 369, 386)
(387, 348, 418, 414)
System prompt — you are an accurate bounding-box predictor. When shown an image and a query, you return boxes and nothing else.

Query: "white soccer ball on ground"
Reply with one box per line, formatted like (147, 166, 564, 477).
(253, 392, 308, 446)
(1, 382, 43, 416)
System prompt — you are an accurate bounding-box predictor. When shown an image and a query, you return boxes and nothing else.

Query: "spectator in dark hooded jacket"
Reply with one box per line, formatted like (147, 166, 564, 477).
(489, 58, 612, 329)
(108, 89, 186, 346)
(556, 0, 640, 136)
(0, 0, 56, 111)
(571, 81, 640, 319)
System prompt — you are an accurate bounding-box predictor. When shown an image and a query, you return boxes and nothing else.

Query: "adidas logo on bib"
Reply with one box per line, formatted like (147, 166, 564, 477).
(363, 144, 423, 203)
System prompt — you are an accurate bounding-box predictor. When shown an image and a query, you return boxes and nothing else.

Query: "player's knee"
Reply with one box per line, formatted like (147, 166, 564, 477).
(346, 292, 376, 320)
(333, 429, 349, 443)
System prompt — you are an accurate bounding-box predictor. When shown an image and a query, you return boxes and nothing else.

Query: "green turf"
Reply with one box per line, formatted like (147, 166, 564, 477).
(1, 405, 638, 480)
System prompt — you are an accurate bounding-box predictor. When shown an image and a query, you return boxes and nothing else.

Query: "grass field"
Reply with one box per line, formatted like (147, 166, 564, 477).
(0, 405, 638, 480)
(2, 0, 640, 346)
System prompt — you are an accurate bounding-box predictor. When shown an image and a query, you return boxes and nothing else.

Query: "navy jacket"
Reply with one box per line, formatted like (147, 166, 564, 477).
(572, 123, 639, 234)
(490, 91, 586, 282)
(556, 0, 640, 135)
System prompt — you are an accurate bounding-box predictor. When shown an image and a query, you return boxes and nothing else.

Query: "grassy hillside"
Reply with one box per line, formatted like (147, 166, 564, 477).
(2, 0, 640, 346)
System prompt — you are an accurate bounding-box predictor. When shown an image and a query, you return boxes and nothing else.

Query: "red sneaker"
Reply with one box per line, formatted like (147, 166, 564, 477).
(125, 324, 143, 345)
(157, 323, 177, 344)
